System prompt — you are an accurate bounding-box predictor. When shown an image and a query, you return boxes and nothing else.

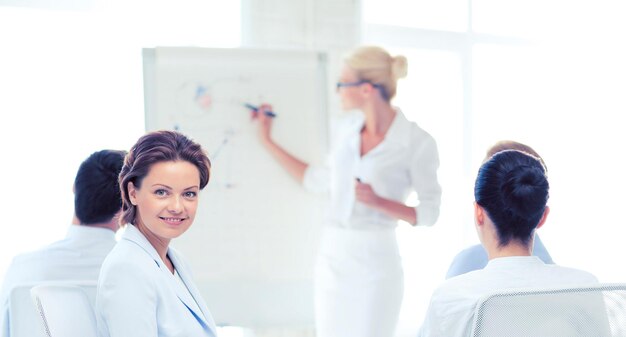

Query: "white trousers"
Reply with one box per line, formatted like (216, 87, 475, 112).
(314, 227, 404, 337)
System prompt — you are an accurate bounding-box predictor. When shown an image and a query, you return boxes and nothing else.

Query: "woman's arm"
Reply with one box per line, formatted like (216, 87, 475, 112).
(355, 132, 441, 226)
(355, 181, 417, 224)
(254, 104, 309, 183)
(409, 135, 442, 227)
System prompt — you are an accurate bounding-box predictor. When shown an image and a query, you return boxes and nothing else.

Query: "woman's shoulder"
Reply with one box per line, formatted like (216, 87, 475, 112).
(543, 264, 599, 284)
(389, 109, 435, 146)
(405, 120, 436, 143)
(405, 124, 438, 160)
(100, 238, 157, 277)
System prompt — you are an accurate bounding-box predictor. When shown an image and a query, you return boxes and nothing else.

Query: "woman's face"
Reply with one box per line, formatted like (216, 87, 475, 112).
(128, 160, 201, 245)
(337, 66, 364, 111)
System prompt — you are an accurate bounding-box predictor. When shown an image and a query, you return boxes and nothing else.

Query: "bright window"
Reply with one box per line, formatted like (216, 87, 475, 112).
(391, 48, 468, 334)
(472, 42, 626, 281)
(362, 0, 468, 32)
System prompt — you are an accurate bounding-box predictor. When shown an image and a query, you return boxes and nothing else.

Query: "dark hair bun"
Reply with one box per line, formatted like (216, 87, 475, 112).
(501, 165, 548, 217)
(474, 150, 549, 246)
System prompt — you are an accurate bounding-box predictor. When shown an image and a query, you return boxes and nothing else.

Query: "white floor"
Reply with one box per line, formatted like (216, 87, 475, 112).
(217, 327, 315, 337)
(217, 326, 417, 337)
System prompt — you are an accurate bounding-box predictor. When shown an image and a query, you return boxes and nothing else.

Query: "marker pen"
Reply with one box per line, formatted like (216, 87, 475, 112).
(244, 103, 277, 118)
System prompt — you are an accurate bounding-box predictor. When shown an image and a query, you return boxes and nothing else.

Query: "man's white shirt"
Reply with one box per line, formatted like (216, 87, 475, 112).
(0, 225, 116, 337)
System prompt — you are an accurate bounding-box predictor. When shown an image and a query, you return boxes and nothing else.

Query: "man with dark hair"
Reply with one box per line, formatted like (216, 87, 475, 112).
(0, 149, 126, 336)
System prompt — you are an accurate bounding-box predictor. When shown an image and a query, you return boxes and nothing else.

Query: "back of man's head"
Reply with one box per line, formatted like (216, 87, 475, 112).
(74, 150, 126, 225)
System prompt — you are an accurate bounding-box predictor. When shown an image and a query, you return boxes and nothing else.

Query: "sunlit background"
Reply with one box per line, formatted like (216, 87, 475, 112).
(1, 0, 625, 336)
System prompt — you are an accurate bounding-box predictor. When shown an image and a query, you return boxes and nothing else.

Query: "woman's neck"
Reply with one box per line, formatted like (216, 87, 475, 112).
(361, 100, 396, 136)
(481, 220, 534, 260)
(135, 222, 171, 263)
(487, 238, 533, 260)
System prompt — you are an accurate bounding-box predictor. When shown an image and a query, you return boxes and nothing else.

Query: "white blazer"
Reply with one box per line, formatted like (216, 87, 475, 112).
(95, 225, 217, 337)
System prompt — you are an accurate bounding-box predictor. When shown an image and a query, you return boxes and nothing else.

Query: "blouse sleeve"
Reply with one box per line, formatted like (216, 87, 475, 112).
(410, 133, 442, 227)
(302, 164, 331, 194)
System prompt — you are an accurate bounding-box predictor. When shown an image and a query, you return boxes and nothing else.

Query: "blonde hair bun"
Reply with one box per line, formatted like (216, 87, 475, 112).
(391, 55, 408, 80)
(344, 46, 408, 101)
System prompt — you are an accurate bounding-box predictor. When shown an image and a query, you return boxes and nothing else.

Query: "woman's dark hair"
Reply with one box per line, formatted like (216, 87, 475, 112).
(474, 150, 549, 247)
(119, 130, 211, 226)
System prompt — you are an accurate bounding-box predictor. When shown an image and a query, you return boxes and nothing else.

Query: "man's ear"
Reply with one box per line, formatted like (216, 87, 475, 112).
(128, 182, 138, 206)
(536, 206, 550, 230)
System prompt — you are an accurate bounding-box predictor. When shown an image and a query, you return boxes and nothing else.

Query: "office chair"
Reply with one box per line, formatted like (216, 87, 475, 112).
(8, 284, 47, 337)
(30, 283, 98, 337)
(470, 283, 626, 337)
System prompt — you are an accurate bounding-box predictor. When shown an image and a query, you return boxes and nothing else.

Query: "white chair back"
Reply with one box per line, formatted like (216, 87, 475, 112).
(471, 283, 626, 337)
(29, 282, 98, 337)
(8, 285, 47, 337)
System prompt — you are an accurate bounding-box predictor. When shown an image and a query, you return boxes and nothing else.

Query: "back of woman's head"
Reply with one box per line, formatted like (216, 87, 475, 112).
(119, 130, 211, 225)
(344, 45, 407, 101)
(474, 150, 549, 247)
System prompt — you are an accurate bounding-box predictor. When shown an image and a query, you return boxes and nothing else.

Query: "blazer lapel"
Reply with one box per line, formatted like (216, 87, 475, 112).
(122, 226, 216, 335)
(168, 248, 217, 334)
(121, 225, 164, 268)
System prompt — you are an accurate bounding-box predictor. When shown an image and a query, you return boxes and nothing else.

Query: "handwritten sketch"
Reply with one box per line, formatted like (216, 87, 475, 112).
(170, 76, 278, 190)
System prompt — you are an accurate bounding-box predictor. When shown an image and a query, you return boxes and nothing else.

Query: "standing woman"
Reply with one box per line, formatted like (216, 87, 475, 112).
(95, 130, 217, 337)
(253, 46, 442, 337)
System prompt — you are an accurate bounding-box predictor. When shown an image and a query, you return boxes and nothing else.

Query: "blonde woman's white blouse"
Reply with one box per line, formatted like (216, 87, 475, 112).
(303, 109, 441, 229)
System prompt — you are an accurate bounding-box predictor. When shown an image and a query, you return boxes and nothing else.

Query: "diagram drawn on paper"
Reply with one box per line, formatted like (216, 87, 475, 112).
(174, 76, 261, 116)
(170, 76, 275, 191)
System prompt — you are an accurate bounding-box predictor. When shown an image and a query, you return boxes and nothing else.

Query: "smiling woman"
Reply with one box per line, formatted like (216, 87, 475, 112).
(127, 160, 201, 272)
(95, 130, 217, 337)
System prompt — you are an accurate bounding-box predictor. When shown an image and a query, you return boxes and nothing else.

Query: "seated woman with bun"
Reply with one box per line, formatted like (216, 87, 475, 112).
(445, 140, 554, 279)
(418, 150, 597, 337)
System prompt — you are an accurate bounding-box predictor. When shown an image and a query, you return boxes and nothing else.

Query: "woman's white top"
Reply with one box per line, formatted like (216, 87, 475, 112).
(418, 256, 599, 337)
(303, 109, 441, 229)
